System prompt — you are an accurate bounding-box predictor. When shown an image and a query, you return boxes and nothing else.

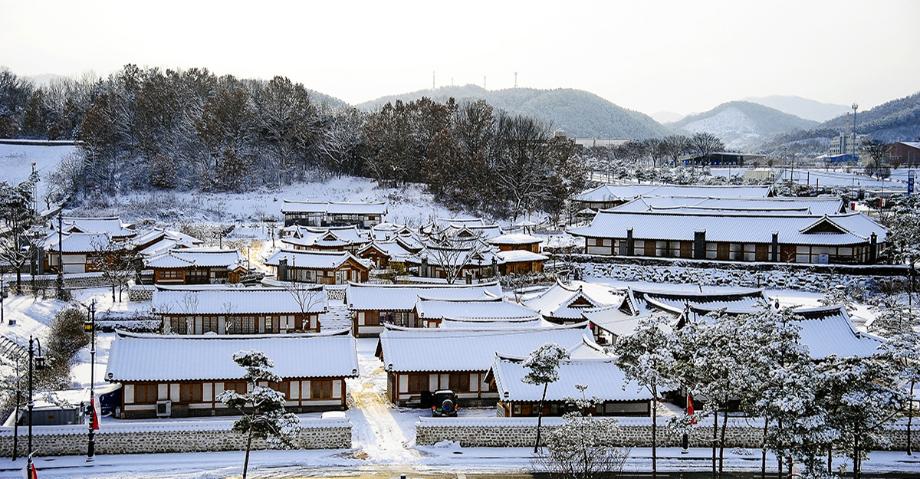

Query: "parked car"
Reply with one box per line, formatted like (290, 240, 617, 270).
(430, 389, 459, 417)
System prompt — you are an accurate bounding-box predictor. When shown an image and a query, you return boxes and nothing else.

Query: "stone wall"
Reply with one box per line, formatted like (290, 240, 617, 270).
(3, 272, 111, 294)
(416, 417, 913, 450)
(0, 419, 351, 457)
(128, 284, 155, 301)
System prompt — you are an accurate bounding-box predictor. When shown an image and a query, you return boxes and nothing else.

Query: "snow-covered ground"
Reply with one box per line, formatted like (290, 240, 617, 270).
(69, 176, 479, 227)
(0, 141, 79, 202)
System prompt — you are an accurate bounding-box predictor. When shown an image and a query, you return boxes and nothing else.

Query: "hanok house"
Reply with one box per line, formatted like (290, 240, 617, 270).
(583, 286, 768, 345)
(572, 184, 773, 211)
(144, 248, 246, 285)
(356, 240, 418, 271)
(523, 280, 625, 324)
(152, 286, 327, 334)
(42, 232, 128, 274)
(413, 297, 541, 329)
(280, 225, 370, 253)
(488, 232, 548, 274)
(281, 200, 387, 227)
(487, 355, 653, 417)
(58, 216, 136, 240)
(264, 249, 371, 284)
(105, 330, 358, 419)
(568, 210, 887, 264)
(376, 324, 603, 407)
(131, 228, 203, 258)
(611, 196, 847, 216)
(345, 282, 502, 337)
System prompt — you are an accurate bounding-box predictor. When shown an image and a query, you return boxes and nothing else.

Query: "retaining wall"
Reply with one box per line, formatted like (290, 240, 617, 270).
(416, 417, 913, 450)
(0, 418, 351, 457)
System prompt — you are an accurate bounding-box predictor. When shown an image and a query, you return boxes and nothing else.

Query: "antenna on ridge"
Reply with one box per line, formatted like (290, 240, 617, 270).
(432, 71, 436, 90)
(514, 72, 518, 88)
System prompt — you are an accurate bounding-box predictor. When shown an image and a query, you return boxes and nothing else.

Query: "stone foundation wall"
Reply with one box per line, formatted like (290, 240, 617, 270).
(416, 417, 912, 450)
(3, 272, 112, 293)
(0, 420, 351, 457)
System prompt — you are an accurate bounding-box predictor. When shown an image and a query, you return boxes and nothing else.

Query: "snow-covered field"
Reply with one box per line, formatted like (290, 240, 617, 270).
(0, 141, 79, 202)
(71, 176, 478, 226)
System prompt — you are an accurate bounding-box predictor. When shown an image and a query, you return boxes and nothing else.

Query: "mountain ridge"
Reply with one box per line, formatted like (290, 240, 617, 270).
(356, 84, 672, 140)
(668, 100, 818, 150)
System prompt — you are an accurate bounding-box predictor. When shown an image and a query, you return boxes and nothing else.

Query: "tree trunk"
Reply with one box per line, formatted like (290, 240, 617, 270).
(853, 432, 860, 479)
(761, 420, 768, 479)
(719, 409, 728, 476)
(651, 384, 657, 479)
(242, 428, 254, 479)
(712, 409, 718, 476)
(828, 447, 833, 475)
(910, 379, 915, 456)
(534, 383, 547, 453)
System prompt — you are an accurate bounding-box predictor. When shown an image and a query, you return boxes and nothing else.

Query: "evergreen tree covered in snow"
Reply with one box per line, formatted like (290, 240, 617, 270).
(219, 350, 300, 479)
(0, 172, 40, 294)
(613, 314, 676, 478)
(883, 331, 920, 455)
(523, 343, 570, 453)
(816, 355, 904, 479)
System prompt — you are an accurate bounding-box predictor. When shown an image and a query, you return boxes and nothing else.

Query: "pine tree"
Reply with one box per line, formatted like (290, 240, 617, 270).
(523, 343, 570, 453)
(219, 350, 300, 479)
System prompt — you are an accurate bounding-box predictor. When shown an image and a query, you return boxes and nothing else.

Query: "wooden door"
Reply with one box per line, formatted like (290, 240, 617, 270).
(755, 244, 769, 262)
(643, 240, 656, 257)
(680, 241, 692, 258)
(717, 243, 730, 260)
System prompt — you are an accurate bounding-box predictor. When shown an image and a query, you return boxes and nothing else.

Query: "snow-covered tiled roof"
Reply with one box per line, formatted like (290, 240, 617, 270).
(524, 281, 625, 321)
(415, 298, 540, 322)
(612, 196, 846, 216)
(281, 200, 387, 215)
(568, 210, 887, 246)
(152, 287, 327, 315)
(582, 305, 648, 338)
(488, 233, 544, 246)
(489, 355, 652, 403)
(639, 288, 769, 315)
(574, 184, 772, 203)
(106, 330, 357, 382)
(495, 250, 548, 263)
(377, 324, 604, 372)
(358, 241, 416, 261)
(60, 216, 135, 237)
(440, 318, 551, 330)
(791, 305, 883, 359)
(43, 232, 122, 253)
(346, 282, 502, 311)
(145, 248, 244, 269)
(264, 249, 371, 270)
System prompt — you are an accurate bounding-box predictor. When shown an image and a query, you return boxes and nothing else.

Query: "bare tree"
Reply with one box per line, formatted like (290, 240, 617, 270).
(862, 139, 891, 180)
(282, 281, 324, 332)
(689, 132, 725, 162)
(423, 232, 491, 284)
(91, 235, 136, 302)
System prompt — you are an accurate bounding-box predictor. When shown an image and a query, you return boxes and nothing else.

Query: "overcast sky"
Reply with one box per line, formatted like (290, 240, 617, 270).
(1, 0, 917, 115)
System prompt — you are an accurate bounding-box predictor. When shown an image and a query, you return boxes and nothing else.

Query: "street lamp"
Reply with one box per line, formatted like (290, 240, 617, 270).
(26, 336, 47, 475)
(83, 300, 97, 461)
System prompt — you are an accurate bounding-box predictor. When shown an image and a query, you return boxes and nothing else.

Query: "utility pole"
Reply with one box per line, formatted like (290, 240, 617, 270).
(851, 103, 859, 158)
(56, 213, 65, 299)
(85, 299, 97, 462)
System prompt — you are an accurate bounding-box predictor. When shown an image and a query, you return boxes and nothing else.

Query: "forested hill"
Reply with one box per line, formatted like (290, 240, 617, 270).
(669, 101, 818, 150)
(358, 85, 672, 140)
(761, 91, 920, 153)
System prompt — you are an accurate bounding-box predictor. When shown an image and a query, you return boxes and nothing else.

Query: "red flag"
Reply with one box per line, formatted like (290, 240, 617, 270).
(90, 397, 100, 431)
(687, 393, 697, 424)
(30, 463, 38, 479)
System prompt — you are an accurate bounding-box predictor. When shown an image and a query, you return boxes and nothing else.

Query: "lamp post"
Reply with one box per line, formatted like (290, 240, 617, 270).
(12, 356, 21, 461)
(26, 336, 47, 476)
(84, 300, 97, 461)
